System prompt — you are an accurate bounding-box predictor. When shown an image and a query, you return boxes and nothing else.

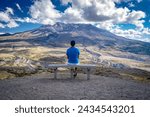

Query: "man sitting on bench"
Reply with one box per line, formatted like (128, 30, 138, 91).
(66, 40, 80, 78)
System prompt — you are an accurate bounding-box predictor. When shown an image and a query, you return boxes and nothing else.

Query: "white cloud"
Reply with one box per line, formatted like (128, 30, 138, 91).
(0, 7, 19, 28)
(60, 0, 71, 5)
(96, 21, 114, 31)
(109, 26, 150, 42)
(113, 0, 142, 3)
(137, 0, 142, 3)
(128, 2, 135, 7)
(0, 32, 5, 34)
(6, 7, 14, 15)
(16, 17, 38, 23)
(126, 10, 145, 29)
(96, 22, 150, 42)
(29, 0, 61, 25)
(113, 0, 131, 3)
(112, 27, 142, 39)
(0, 22, 5, 28)
(60, 0, 145, 28)
(142, 28, 150, 35)
(0, 12, 10, 22)
(61, 7, 84, 23)
(26, 0, 146, 29)
(62, 0, 115, 22)
(7, 20, 19, 28)
(16, 3, 23, 12)
(96, 22, 141, 39)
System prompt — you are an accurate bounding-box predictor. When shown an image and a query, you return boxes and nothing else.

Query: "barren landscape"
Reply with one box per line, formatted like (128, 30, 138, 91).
(0, 23, 150, 99)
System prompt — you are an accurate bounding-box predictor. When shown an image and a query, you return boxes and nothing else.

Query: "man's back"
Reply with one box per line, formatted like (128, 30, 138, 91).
(66, 47, 80, 64)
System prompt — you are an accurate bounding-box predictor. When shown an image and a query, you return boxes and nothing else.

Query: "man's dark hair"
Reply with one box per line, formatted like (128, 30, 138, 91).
(70, 40, 75, 47)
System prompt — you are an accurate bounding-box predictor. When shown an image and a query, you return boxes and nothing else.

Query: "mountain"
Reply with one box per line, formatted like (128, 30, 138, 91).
(4, 22, 149, 55)
(0, 33, 12, 36)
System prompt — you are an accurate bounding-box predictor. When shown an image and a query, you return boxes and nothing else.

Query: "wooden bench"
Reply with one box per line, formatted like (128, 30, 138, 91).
(47, 64, 96, 80)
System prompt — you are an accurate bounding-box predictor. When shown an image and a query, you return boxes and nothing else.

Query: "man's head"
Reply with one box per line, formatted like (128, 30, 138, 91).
(70, 40, 75, 47)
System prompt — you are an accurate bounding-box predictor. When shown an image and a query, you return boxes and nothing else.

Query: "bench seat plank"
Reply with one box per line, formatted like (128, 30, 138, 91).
(47, 64, 96, 80)
(48, 64, 96, 68)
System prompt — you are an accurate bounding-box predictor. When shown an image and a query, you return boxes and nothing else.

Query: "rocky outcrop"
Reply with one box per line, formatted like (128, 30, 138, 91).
(0, 57, 44, 78)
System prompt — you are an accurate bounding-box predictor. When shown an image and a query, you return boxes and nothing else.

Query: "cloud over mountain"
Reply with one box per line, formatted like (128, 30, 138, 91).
(26, 0, 145, 29)
(0, 0, 149, 42)
(59, 0, 145, 28)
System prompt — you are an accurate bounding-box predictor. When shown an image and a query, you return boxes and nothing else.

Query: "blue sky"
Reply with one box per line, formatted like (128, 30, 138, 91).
(0, 0, 150, 42)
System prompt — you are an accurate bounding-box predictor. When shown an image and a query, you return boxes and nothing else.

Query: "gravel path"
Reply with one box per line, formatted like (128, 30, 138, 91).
(0, 72, 150, 100)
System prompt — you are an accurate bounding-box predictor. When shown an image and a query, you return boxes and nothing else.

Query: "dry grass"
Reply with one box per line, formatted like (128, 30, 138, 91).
(95, 67, 150, 81)
(0, 71, 15, 80)
(0, 45, 150, 80)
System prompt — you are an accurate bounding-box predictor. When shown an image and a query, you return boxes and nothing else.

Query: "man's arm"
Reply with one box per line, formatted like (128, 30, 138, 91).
(67, 55, 69, 59)
(78, 48, 80, 58)
(66, 49, 69, 59)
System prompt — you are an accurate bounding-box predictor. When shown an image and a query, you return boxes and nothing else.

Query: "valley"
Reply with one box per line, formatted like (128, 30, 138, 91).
(0, 23, 150, 80)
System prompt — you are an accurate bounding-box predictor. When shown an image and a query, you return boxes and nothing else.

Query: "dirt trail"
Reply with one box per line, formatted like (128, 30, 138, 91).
(0, 72, 150, 100)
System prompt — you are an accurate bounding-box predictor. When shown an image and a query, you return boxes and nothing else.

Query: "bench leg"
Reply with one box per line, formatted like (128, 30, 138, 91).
(87, 68, 90, 80)
(70, 68, 73, 79)
(54, 68, 57, 79)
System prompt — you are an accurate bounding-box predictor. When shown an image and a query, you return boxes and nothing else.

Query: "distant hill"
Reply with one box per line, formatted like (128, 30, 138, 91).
(0, 33, 12, 36)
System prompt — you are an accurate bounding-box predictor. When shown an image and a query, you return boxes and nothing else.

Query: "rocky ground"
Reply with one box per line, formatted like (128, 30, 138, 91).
(0, 72, 150, 100)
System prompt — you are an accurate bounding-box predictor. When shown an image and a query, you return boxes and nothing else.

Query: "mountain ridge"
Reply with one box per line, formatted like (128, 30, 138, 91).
(0, 22, 150, 56)
(30, 22, 150, 55)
